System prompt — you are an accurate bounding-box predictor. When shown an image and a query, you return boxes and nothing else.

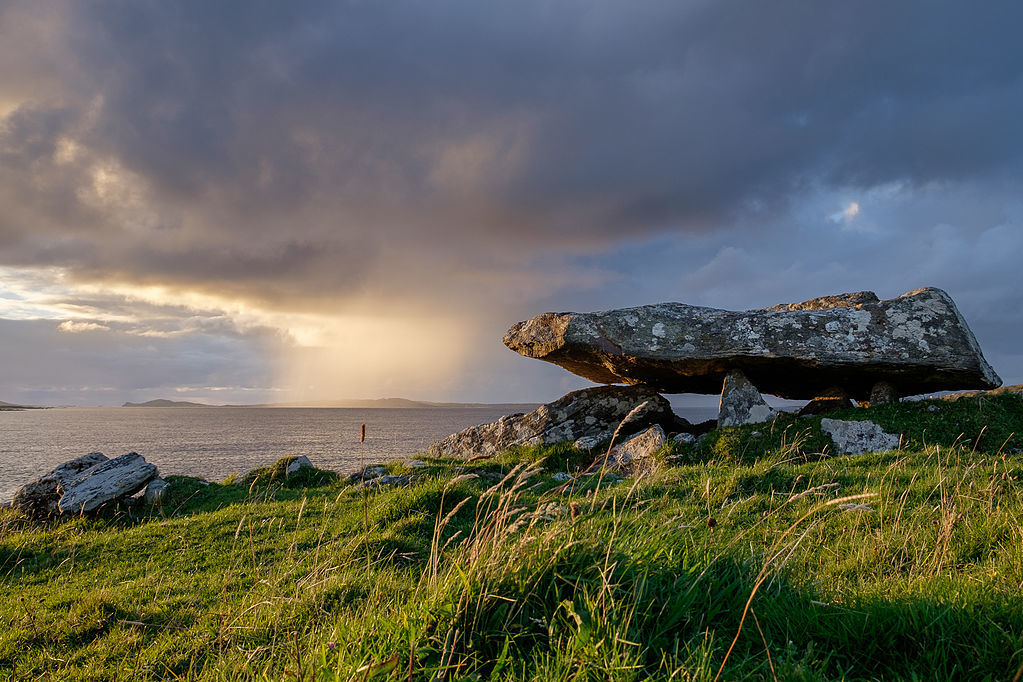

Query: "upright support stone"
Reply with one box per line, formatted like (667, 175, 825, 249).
(870, 381, 899, 406)
(798, 387, 855, 416)
(719, 370, 777, 427)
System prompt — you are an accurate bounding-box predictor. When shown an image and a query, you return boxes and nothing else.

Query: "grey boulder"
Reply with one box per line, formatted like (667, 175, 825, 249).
(503, 287, 1001, 401)
(11, 452, 109, 518)
(820, 419, 901, 455)
(286, 455, 313, 475)
(143, 477, 170, 503)
(429, 385, 678, 458)
(58, 452, 158, 514)
(718, 370, 777, 427)
(591, 425, 666, 474)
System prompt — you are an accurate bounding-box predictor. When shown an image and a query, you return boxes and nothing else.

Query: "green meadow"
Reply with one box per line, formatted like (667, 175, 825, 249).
(2, 393, 1022, 681)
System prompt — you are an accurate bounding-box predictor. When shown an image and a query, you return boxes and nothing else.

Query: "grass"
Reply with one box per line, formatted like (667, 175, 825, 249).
(1, 392, 1022, 680)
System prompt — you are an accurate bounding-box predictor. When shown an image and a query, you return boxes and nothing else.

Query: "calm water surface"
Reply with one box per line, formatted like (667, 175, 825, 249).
(0, 407, 523, 502)
(0, 404, 722, 503)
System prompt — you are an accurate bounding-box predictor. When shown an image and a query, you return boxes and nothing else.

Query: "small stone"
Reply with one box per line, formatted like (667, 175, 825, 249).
(143, 478, 169, 503)
(927, 405, 940, 413)
(870, 381, 899, 406)
(551, 472, 574, 482)
(719, 370, 777, 427)
(355, 474, 412, 489)
(574, 435, 603, 450)
(286, 456, 313, 475)
(820, 419, 900, 455)
(590, 425, 666, 474)
(798, 388, 855, 417)
(672, 432, 697, 445)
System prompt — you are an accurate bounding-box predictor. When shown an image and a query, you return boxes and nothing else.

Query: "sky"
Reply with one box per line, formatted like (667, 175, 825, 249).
(1, 1, 1021, 406)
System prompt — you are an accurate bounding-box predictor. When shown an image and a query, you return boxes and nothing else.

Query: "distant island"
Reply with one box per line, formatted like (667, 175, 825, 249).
(0, 400, 45, 411)
(123, 398, 539, 409)
(123, 399, 216, 408)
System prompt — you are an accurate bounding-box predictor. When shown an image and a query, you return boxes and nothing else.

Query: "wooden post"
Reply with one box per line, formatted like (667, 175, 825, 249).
(360, 423, 366, 443)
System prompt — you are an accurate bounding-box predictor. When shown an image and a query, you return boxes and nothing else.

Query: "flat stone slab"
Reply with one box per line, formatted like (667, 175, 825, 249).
(11, 452, 109, 518)
(428, 385, 678, 458)
(58, 452, 158, 514)
(504, 287, 1001, 401)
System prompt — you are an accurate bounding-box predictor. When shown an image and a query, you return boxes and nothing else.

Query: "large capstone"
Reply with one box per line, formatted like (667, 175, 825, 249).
(503, 287, 1001, 401)
(428, 385, 679, 458)
(58, 452, 158, 514)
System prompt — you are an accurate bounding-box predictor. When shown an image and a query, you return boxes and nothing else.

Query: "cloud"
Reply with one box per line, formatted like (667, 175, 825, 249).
(57, 320, 110, 333)
(830, 202, 860, 223)
(0, 1, 1021, 403)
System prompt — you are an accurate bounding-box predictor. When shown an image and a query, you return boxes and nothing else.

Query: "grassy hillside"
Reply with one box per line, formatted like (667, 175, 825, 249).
(1, 393, 1021, 680)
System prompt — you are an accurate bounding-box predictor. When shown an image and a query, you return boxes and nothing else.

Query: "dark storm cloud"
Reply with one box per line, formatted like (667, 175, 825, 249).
(3, 1, 1022, 299)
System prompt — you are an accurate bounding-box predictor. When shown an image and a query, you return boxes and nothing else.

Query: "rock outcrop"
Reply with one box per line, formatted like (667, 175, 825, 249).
(820, 419, 901, 455)
(11, 452, 110, 518)
(58, 452, 158, 514)
(429, 385, 679, 458)
(503, 287, 1001, 401)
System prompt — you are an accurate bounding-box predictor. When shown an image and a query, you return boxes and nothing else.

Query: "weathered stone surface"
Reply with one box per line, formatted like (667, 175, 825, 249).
(869, 381, 899, 406)
(798, 387, 855, 417)
(591, 425, 666, 474)
(58, 453, 158, 514)
(820, 419, 901, 455)
(573, 435, 603, 450)
(286, 455, 313, 475)
(672, 432, 697, 445)
(11, 452, 109, 518)
(719, 370, 777, 427)
(143, 477, 169, 503)
(429, 386, 677, 458)
(504, 287, 1001, 401)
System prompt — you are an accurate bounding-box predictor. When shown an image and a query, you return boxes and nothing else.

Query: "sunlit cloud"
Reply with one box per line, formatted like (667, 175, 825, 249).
(57, 320, 109, 333)
(829, 201, 861, 223)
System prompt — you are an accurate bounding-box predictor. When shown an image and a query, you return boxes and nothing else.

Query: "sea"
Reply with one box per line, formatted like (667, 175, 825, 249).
(0, 404, 721, 503)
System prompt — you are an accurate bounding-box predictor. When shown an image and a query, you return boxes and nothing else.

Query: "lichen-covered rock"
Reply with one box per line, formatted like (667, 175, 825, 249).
(504, 287, 1001, 401)
(591, 425, 666, 474)
(57, 453, 158, 514)
(428, 386, 677, 458)
(11, 452, 109, 518)
(820, 419, 901, 455)
(719, 370, 777, 427)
